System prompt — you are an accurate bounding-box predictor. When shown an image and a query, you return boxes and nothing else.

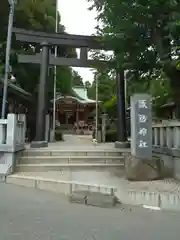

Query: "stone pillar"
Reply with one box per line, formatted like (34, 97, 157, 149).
(0, 124, 4, 144)
(8, 103, 14, 113)
(18, 114, 26, 144)
(7, 114, 17, 150)
(65, 112, 68, 125)
(76, 105, 79, 123)
(125, 94, 162, 181)
(31, 42, 49, 148)
(45, 114, 50, 142)
(101, 113, 107, 143)
(0, 118, 7, 144)
(115, 70, 129, 148)
(80, 47, 88, 61)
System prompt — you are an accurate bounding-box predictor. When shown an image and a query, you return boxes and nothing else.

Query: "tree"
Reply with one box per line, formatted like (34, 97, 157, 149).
(88, 69, 115, 102)
(88, 0, 180, 116)
(0, 0, 73, 98)
(72, 70, 84, 87)
(104, 95, 117, 118)
(56, 67, 72, 95)
(84, 81, 91, 89)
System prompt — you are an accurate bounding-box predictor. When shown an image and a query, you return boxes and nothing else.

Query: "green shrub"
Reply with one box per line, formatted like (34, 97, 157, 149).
(105, 129, 117, 142)
(55, 131, 63, 141)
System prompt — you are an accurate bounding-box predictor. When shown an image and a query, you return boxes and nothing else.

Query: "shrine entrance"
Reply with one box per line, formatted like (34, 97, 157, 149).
(13, 27, 128, 148)
(54, 87, 96, 134)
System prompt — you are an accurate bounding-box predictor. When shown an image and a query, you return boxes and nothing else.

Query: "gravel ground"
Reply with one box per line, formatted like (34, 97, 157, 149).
(1, 183, 180, 240)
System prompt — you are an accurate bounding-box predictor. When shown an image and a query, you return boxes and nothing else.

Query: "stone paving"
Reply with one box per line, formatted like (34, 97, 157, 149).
(1, 183, 180, 240)
(26, 134, 116, 150)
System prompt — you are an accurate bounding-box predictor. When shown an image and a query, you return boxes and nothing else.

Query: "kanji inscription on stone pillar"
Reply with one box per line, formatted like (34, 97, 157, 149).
(130, 94, 152, 160)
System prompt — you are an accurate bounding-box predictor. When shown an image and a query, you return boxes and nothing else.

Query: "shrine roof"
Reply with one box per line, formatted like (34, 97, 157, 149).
(55, 87, 97, 104)
(0, 75, 32, 101)
(72, 87, 96, 103)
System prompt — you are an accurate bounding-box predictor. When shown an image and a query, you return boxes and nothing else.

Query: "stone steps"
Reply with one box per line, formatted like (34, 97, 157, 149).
(22, 149, 124, 157)
(15, 163, 124, 172)
(8, 146, 127, 208)
(19, 156, 124, 164)
(17, 148, 126, 173)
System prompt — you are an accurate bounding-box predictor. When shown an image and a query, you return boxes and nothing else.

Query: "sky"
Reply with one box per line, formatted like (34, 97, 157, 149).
(58, 0, 97, 83)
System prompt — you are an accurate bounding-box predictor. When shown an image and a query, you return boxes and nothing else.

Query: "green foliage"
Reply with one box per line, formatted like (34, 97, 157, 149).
(104, 70, 173, 118)
(105, 129, 117, 142)
(84, 81, 91, 89)
(56, 67, 72, 95)
(87, 69, 115, 102)
(88, 0, 180, 69)
(72, 70, 84, 87)
(104, 95, 117, 118)
(0, 0, 73, 99)
(150, 72, 173, 117)
(88, 0, 180, 116)
(177, 62, 180, 70)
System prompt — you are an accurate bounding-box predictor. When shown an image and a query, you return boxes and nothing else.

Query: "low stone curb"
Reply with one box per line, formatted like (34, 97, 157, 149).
(121, 189, 180, 211)
(6, 175, 117, 198)
(6, 175, 180, 211)
(69, 191, 117, 208)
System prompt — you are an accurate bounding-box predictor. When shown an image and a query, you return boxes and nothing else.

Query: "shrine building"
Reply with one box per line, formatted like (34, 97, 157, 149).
(54, 87, 97, 130)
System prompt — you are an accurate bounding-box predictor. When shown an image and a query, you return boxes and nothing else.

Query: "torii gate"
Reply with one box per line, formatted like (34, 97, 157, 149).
(13, 27, 128, 148)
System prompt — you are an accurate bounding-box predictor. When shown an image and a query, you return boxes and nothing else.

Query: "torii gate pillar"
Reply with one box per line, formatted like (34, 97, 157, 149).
(115, 70, 130, 148)
(31, 42, 49, 148)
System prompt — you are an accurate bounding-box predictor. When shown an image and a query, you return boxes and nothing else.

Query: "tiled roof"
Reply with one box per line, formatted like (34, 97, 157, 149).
(55, 87, 97, 104)
(0, 75, 31, 97)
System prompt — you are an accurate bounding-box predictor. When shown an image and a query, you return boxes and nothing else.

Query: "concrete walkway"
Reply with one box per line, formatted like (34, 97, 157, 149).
(58, 134, 115, 149)
(1, 183, 180, 240)
(26, 134, 116, 150)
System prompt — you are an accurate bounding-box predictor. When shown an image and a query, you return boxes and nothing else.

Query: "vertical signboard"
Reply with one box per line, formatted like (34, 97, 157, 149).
(131, 94, 152, 160)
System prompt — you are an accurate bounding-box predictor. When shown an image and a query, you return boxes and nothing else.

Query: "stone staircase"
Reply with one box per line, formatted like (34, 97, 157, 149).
(14, 149, 125, 172)
(6, 147, 180, 211)
(6, 148, 125, 208)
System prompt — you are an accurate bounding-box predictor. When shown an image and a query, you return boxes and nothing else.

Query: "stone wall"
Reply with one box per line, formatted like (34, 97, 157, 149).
(153, 147, 180, 180)
(0, 114, 26, 179)
(122, 148, 180, 180)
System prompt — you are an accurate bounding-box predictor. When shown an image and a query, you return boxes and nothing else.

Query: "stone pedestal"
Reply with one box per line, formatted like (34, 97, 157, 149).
(125, 155, 163, 181)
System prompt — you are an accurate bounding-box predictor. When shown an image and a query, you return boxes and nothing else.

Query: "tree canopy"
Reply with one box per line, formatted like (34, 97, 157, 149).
(87, 69, 115, 102)
(88, 0, 180, 116)
(72, 70, 84, 87)
(0, 0, 75, 99)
